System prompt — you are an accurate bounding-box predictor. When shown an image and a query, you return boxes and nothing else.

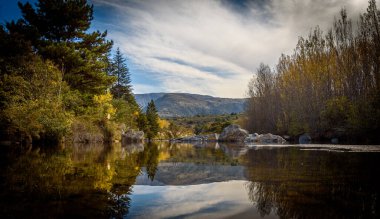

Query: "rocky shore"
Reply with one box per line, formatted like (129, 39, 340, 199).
(171, 124, 286, 144)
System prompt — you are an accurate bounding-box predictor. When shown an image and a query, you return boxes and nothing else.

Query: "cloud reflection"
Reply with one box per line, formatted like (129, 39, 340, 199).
(127, 180, 268, 218)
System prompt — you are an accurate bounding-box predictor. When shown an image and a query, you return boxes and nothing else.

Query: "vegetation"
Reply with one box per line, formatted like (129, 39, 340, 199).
(159, 113, 242, 138)
(246, 0, 380, 143)
(144, 100, 159, 140)
(0, 0, 144, 145)
(108, 47, 133, 100)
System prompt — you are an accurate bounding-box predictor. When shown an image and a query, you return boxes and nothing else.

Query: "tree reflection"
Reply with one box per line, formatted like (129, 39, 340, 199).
(0, 142, 164, 218)
(243, 148, 380, 218)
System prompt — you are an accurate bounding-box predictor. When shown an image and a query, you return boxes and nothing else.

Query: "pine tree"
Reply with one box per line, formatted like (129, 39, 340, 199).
(109, 47, 133, 99)
(14, 0, 114, 96)
(145, 100, 159, 140)
(112, 48, 131, 87)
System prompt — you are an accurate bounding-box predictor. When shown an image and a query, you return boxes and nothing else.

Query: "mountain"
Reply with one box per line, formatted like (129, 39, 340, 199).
(134, 93, 246, 117)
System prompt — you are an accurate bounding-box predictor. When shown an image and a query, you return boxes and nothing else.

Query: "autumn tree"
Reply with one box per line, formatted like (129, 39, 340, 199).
(245, 1, 380, 143)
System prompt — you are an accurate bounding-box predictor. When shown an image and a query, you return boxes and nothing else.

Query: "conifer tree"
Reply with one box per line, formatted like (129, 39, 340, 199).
(14, 0, 114, 96)
(145, 100, 159, 140)
(109, 47, 133, 99)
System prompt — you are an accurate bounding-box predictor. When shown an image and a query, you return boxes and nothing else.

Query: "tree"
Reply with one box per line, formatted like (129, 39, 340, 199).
(0, 0, 118, 144)
(108, 48, 136, 106)
(14, 0, 114, 98)
(136, 112, 148, 134)
(145, 100, 159, 140)
(245, 1, 380, 143)
(109, 48, 131, 87)
(246, 63, 279, 133)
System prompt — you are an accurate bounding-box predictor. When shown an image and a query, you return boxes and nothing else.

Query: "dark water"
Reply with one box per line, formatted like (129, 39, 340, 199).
(1, 142, 380, 218)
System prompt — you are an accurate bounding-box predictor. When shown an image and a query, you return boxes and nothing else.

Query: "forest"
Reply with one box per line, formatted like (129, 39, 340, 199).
(246, 0, 380, 143)
(0, 0, 159, 145)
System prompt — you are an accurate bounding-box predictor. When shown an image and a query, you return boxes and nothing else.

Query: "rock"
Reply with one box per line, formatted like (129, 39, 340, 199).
(202, 133, 219, 142)
(122, 130, 145, 144)
(299, 133, 311, 144)
(245, 133, 286, 144)
(282, 135, 291, 141)
(173, 133, 219, 142)
(177, 136, 203, 142)
(219, 124, 249, 142)
(244, 133, 259, 142)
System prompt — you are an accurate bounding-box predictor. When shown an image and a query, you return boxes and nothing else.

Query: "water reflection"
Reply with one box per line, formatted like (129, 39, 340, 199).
(0, 143, 379, 218)
(243, 147, 380, 218)
(128, 181, 255, 219)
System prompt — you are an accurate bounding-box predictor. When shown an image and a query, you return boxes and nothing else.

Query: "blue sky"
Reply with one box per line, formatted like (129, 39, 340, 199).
(0, 0, 369, 97)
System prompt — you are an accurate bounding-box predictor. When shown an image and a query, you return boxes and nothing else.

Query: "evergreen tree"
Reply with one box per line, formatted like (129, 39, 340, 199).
(111, 48, 131, 87)
(136, 112, 148, 134)
(0, 0, 115, 143)
(14, 0, 114, 97)
(109, 47, 133, 99)
(145, 100, 159, 140)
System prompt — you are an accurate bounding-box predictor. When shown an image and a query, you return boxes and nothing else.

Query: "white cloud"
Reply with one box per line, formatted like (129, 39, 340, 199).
(92, 0, 368, 98)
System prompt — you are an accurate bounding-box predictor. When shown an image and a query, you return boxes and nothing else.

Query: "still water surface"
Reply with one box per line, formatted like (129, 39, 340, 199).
(1, 142, 379, 218)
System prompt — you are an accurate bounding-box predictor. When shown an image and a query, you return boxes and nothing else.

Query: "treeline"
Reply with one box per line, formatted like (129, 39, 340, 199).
(0, 0, 159, 145)
(246, 0, 380, 143)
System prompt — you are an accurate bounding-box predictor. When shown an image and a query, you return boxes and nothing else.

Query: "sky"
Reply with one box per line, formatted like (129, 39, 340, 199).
(0, 0, 369, 98)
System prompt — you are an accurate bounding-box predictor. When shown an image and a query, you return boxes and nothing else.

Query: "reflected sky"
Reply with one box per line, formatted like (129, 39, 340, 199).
(128, 180, 277, 219)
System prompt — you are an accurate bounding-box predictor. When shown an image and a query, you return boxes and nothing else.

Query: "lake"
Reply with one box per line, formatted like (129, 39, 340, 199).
(1, 142, 380, 218)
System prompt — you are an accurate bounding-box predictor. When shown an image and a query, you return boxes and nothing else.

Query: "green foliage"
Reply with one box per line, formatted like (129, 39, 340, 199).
(112, 98, 139, 128)
(0, 0, 140, 145)
(169, 114, 240, 136)
(15, 0, 115, 97)
(136, 112, 148, 134)
(145, 100, 159, 140)
(1, 57, 73, 143)
(321, 97, 353, 129)
(108, 48, 131, 89)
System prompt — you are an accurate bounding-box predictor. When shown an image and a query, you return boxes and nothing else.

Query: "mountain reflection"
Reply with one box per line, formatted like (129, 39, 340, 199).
(243, 147, 380, 218)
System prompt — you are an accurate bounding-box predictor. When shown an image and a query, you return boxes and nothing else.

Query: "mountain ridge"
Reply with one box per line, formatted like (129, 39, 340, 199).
(134, 93, 247, 117)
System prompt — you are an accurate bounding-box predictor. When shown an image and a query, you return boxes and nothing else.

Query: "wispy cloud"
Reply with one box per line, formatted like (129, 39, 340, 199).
(92, 0, 368, 98)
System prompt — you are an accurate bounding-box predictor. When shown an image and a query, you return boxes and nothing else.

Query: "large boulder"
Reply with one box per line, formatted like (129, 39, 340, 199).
(122, 130, 145, 144)
(244, 133, 259, 142)
(252, 133, 286, 144)
(219, 124, 249, 142)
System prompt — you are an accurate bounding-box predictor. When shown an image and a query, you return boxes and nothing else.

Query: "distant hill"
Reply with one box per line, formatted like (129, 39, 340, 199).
(134, 93, 246, 117)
